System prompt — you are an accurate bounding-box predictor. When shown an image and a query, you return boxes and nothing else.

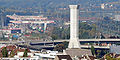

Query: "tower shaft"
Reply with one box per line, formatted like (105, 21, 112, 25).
(68, 5, 80, 48)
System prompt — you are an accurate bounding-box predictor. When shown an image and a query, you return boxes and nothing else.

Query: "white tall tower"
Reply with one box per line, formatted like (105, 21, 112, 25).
(68, 5, 80, 48)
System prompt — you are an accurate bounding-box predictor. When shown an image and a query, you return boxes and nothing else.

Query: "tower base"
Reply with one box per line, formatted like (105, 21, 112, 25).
(63, 48, 92, 57)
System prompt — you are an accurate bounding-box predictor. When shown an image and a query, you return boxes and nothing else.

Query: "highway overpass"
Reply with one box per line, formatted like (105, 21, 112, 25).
(29, 39, 120, 44)
(1, 39, 120, 44)
(80, 45, 110, 49)
(54, 39, 120, 42)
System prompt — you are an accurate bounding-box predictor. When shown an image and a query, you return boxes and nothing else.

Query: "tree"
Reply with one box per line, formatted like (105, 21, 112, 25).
(91, 45, 95, 57)
(96, 50, 101, 58)
(105, 55, 116, 60)
(105, 55, 112, 60)
(51, 34, 58, 40)
(54, 43, 66, 52)
(54, 41, 68, 52)
(54, 44, 65, 52)
(62, 41, 68, 48)
(100, 33, 105, 39)
(23, 49, 28, 57)
(9, 50, 15, 57)
(2, 47, 8, 57)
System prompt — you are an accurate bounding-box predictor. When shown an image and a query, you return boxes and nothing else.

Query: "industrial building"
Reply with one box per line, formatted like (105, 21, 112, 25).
(5, 14, 55, 33)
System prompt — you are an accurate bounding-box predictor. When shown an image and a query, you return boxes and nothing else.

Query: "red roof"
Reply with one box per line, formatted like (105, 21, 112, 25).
(0, 45, 31, 56)
(1, 45, 16, 51)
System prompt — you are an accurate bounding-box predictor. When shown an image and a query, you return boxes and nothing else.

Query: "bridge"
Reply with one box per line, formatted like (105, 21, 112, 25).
(55, 39, 120, 42)
(1, 39, 120, 44)
(29, 39, 120, 44)
(0, 39, 119, 49)
(0, 40, 25, 44)
(18, 43, 110, 50)
(80, 45, 110, 49)
(1, 39, 120, 43)
(36, 45, 110, 49)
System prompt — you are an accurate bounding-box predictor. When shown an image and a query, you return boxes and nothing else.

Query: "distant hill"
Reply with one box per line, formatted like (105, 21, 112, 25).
(0, 0, 118, 9)
(0, 0, 119, 37)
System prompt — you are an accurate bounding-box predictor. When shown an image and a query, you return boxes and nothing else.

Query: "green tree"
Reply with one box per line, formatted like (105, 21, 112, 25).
(105, 55, 116, 60)
(91, 45, 95, 57)
(23, 49, 28, 57)
(105, 55, 112, 60)
(2, 47, 8, 57)
(96, 50, 101, 58)
(51, 34, 58, 40)
(62, 41, 68, 48)
(54, 41, 68, 52)
(100, 33, 105, 39)
(61, 27, 70, 39)
(54, 44, 65, 52)
(9, 50, 15, 57)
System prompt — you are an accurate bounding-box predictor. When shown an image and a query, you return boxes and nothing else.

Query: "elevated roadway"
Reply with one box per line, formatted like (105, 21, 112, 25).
(54, 39, 120, 42)
(1, 39, 120, 44)
(0, 40, 25, 44)
(30, 39, 120, 44)
(0, 39, 112, 49)
(80, 45, 110, 49)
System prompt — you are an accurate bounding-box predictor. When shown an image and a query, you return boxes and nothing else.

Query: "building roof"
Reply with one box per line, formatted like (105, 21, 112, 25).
(64, 48, 92, 57)
(79, 55, 96, 60)
(1, 45, 16, 51)
(14, 48, 31, 54)
(56, 55, 72, 60)
(0, 45, 31, 56)
(6, 14, 48, 21)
